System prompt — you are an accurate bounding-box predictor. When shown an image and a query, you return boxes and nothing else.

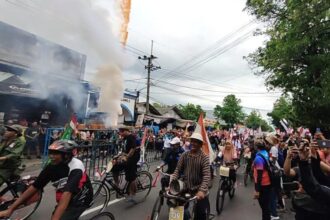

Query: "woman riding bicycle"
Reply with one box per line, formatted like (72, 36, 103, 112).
(218, 141, 238, 185)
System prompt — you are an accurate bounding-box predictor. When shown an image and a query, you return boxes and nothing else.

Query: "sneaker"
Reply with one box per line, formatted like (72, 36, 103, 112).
(271, 216, 280, 220)
(125, 195, 137, 204)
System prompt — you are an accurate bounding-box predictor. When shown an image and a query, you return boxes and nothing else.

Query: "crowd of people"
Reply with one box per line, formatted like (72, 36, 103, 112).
(0, 120, 46, 160)
(1, 118, 330, 220)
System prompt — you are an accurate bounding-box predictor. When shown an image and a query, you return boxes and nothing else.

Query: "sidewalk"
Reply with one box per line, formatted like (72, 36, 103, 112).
(20, 158, 43, 173)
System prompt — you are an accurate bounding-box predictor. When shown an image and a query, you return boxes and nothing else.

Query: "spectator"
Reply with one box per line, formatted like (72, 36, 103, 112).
(24, 121, 41, 159)
(297, 140, 330, 219)
(0, 125, 25, 187)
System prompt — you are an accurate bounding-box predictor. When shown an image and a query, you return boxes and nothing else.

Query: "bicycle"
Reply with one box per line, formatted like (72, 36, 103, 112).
(0, 174, 42, 220)
(154, 189, 213, 220)
(216, 162, 237, 215)
(151, 171, 215, 220)
(137, 161, 150, 172)
(91, 160, 152, 212)
(150, 168, 170, 220)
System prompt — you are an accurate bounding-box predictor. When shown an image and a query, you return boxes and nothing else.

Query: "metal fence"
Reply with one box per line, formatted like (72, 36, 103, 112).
(42, 128, 162, 177)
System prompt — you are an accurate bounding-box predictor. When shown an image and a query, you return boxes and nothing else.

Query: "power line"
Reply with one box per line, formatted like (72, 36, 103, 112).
(155, 31, 253, 84)
(124, 77, 146, 82)
(152, 84, 273, 112)
(152, 79, 280, 95)
(152, 20, 256, 83)
(149, 91, 280, 98)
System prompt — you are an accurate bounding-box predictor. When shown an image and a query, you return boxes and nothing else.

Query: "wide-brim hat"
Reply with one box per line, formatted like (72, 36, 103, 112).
(265, 134, 279, 145)
(116, 125, 133, 131)
(5, 125, 22, 135)
(189, 132, 204, 143)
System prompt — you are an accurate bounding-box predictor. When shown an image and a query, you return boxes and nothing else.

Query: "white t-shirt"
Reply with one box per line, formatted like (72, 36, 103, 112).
(163, 136, 171, 149)
(270, 145, 279, 159)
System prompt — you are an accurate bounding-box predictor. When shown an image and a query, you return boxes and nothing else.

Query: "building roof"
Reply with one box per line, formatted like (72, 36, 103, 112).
(154, 106, 185, 119)
(136, 102, 161, 115)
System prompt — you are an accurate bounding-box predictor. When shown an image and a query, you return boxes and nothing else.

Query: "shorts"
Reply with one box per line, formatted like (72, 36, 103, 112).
(112, 150, 140, 182)
(125, 150, 140, 182)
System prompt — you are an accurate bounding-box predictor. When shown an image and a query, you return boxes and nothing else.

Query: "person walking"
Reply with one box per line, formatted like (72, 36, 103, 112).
(253, 138, 272, 220)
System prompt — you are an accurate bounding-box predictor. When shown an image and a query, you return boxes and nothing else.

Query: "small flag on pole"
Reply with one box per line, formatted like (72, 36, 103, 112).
(61, 114, 78, 140)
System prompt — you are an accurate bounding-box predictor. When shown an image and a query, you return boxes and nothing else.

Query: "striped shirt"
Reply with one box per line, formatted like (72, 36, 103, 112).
(172, 150, 210, 193)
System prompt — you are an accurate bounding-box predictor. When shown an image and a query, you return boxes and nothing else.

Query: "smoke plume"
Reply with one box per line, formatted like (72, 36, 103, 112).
(0, 0, 130, 126)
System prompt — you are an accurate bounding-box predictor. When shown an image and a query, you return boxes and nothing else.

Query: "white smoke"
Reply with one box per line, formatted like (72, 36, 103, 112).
(0, 0, 131, 126)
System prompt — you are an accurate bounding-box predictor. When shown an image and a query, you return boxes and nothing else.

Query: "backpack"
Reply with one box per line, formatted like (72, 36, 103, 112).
(257, 152, 282, 187)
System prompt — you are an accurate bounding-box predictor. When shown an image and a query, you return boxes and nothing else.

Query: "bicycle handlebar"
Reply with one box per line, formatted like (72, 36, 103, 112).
(155, 167, 171, 177)
(165, 191, 198, 202)
(164, 191, 209, 202)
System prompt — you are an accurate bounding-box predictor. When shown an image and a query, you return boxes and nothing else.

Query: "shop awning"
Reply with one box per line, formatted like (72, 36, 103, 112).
(0, 71, 39, 98)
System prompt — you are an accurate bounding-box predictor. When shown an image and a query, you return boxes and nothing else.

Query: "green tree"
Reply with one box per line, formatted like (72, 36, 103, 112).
(177, 103, 205, 121)
(245, 110, 273, 131)
(245, 0, 330, 131)
(214, 95, 245, 127)
(267, 96, 297, 128)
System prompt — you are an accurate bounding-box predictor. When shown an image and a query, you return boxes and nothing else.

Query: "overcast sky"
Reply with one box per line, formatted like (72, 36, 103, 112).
(0, 0, 281, 118)
(122, 0, 281, 116)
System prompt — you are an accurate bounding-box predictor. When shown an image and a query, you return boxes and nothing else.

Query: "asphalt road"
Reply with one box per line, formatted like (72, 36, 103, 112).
(19, 162, 295, 220)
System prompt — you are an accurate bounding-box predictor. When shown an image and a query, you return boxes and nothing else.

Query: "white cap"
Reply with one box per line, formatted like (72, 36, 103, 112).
(189, 132, 204, 143)
(170, 137, 181, 145)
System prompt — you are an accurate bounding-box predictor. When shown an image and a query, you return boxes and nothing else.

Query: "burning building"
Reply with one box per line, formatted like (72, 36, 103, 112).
(0, 21, 98, 126)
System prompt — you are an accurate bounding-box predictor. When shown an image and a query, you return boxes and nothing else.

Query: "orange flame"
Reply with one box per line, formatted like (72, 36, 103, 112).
(120, 0, 131, 45)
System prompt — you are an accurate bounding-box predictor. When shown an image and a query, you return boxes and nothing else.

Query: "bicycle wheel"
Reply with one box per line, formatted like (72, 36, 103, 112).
(89, 211, 115, 220)
(88, 181, 110, 214)
(216, 179, 226, 215)
(134, 171, 152, 202)
(228, 180, 235, 199)
(150, 196, 163, 220)
(4, 188, 42, 220)
(137, 162, 149, 172)
(141, 162, 150, 171)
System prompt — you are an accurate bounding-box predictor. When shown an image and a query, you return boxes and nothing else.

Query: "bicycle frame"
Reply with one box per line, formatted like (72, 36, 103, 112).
(0, 179, 21, 210)
(102, 172, 129, 196)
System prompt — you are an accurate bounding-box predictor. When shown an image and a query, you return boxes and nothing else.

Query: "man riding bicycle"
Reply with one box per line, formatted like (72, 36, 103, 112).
(171, 132, 210, 220)
(157, 137, 184, 187)
(112, 126, 141, 203)
(0, 125, 25, 187)
(0, 140, 93, 220)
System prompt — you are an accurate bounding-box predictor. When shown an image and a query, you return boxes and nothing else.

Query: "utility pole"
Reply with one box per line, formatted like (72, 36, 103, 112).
(138, 40, 161, 114)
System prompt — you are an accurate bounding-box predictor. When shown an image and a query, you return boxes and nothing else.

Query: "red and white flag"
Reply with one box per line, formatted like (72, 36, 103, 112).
(195, 113, 215, 163)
